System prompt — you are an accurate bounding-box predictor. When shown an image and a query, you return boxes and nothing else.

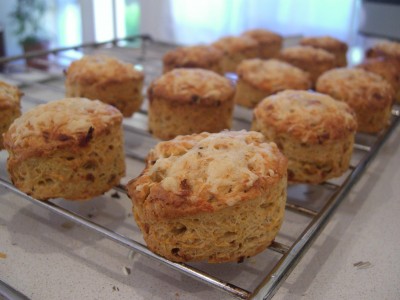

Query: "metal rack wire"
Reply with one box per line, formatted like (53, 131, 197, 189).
(0, 35, 399, 299)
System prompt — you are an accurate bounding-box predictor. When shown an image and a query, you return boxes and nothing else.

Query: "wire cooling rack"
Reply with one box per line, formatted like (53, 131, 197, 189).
(0, 35, 399, 299)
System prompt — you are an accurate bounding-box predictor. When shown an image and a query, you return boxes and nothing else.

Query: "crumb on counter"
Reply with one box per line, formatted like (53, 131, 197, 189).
(122, 266, 131, 275)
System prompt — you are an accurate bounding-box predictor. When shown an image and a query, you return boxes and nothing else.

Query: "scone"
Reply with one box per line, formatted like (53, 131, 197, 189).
(234, 59, 311, 108)
(0, 81, 22, 150)
(212, 36, 259, 74)
(278, 45, 336, 86)
(242, 29, 283, 59)
(300, 36, 348, 67)
(316, 68, 394, 133)
(252, 90, 357, 184)
(357, 57, 400, 104)
(366, 40, 400, 62)
(148, 68, 235, 140)
(162, 45, 223, 74)
(3, 98, 125, 200)
(65, 54, 144, 117)
(127, 130, 288, 263)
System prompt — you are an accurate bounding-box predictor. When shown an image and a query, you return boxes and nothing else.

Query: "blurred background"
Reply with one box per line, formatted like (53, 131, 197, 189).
(0, 0, 399, 65)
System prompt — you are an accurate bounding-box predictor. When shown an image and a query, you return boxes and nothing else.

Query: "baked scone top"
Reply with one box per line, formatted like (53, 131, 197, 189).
(300, 36, 348, 52)
(128, 130, 287, 220)
(279, 45, 335, 63)
(367, 41, 400, 60)
(163, 45, 223, 66)
(148, 68, 235, 104)
(212, 36, 258, 53)
(254, 90, 357, 144)
(4, 98, 123, 153)
(242, 29, 283, 45)
(356, 57, 400, 91)
(0, 81, 22, 109)
(65, 54, 144, 84)
(316, 68, 394, 110)
(237, 59, 311, 90)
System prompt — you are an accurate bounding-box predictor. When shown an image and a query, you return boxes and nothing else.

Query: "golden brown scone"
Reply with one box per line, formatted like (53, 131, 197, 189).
(3, 98, 125, 200)
(252, 90, 357, 184)
(0, 81, 22, 150)
(212, 35, 259, 73)
(366, 40, 400, 62)
(357, 57, 400, 104)
(148, 68, 235, 140)
(162, 45, 223, 74)
(300, 36, 348, 67)
(278, 45, 336, 86)
(65, 54, 144, 117)
(316, 68, 394, 133)
(234, 59, 311, 108)
(127, 130, 288, 263)
(242, 29, 283, 59)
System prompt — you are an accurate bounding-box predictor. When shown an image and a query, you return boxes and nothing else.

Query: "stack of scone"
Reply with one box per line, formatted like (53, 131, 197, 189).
(4, 98, 125, 200)
(127, 130, 288, 263)
(0, 81, 22, 150)
(65, 54, 144, 117)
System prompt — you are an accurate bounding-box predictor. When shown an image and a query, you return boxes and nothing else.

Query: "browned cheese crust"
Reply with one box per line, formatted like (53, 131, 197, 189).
(127, 131, 288, 263)
(300, 36, 348, 67)
(3, 98, 125, 200)
(252, 90, 357, 184)
(0, 81, 22, 150)
(278, 45, 336, 86)
(357, 57, 400, 104)
(162, 45, 223, 74)
(234, 59, 311, 108)
(65, 54, 144, 117)
(148, 68, 235, 140)
(212, 35, 259, 73)
(242, 29, 283, 59)
(316, 68, 394, 133)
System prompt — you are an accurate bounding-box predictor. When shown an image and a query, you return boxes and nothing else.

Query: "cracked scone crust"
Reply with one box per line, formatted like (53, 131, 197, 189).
(65, 54, 144, 117)
(148, 68, 235, 140)
(316, 68, 394, 133)
(252, 90, 357, 184)
(4, 98, 125, 200)
(127, 131, 288, 263)
(162, 45, 223, 74)
(234, 59, 311, 108)
(0, 81, 22, 150)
